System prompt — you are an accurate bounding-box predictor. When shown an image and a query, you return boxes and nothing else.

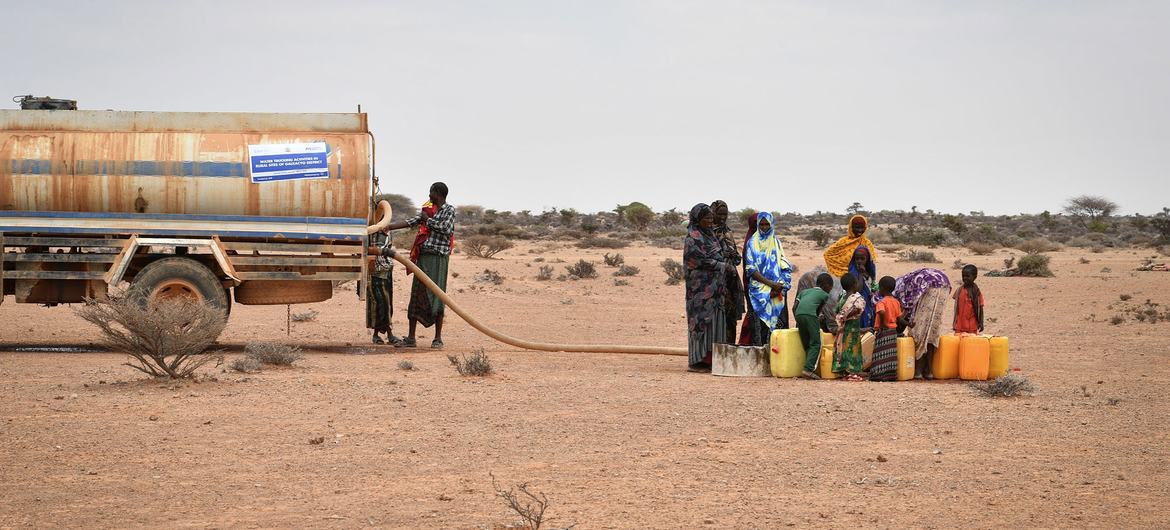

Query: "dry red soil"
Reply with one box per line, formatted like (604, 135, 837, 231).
(2, 241, 1168, 529)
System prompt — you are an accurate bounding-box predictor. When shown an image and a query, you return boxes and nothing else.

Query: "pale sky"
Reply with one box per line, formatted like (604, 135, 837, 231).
(3, 1, 1167, 215)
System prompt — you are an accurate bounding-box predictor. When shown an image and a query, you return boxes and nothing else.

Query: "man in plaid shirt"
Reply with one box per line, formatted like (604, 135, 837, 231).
(385, 182, 455, 348)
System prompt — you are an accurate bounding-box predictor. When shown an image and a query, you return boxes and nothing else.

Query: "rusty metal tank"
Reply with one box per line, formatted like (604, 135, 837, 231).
(0, 110, 372, 222)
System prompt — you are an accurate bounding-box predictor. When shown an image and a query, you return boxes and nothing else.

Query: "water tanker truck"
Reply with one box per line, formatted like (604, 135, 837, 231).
(0, 96, 392, 321)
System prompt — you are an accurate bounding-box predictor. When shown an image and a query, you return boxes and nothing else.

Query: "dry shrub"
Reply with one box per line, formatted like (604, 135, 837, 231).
(566, 260, 598, 279)
(661, 258, 684, 285)
(230, 356, 262, 373)
(290, 309, 319, 322)
(613, 279, 629, 286)
(75, 291, 226, 379)
(464, 235, 514, 258)
(613, 264, 640, 277)
(1110, 314, 1124, 325)
(967, 242, 998, 255)
(491, 473, 572, 530)
(536, 265, 554, 281)
(1015, 238, 1060, 255)
(971, 373, 1035, 398)
(475, 269, 504, 285)
(805, 228, 832, 248)
(898, 249, 940, 263)
(448, 349, 493, 376)
(602, 253, 625, 267)
(1017, 254, 1054, 277)
(398, 360, 415, 371)
(575, 237, 628, 249)
(245, 342, 303, 366)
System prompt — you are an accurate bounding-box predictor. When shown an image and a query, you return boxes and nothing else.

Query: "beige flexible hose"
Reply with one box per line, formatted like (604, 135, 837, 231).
(386, 250, 687, 356)
(366, 200, 393, 235)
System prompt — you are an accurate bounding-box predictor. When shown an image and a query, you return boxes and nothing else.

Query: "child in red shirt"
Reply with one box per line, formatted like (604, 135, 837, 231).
(953, 264, 984, 334)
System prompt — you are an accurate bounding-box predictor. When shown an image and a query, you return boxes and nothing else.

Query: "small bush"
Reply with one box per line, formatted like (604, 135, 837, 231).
(397, 360, 415, 371)
(1110, 315, 1124, 325)
(613, 264, 640, 277)
(1015, 238, 1060, 255)
(75, 291, 226, 379)
(806, 228, 832, 248)
(575, 237, 628, 249)
(475, 269, 504, 285)
(1017, 254, 1054, 277)
(1120, 294, 1132, 301)
(971, 374, 1035, 397)
(536, 265, 553, 281)
(290, 310, 319, 322)
(230, 356, 262, 373)
(566, 260, 598, 279)
(447, 349, 492, 376)
(602, 253, 625, 267)
(898, 249, 940, 263)
(245, 342, 303, 366)
(967, 242, 998, 255)
(661, 258, 685, 285)
(1091, 245, 1105, 254)
(613, 279, 629, 286)
(463, 235, 514, 258)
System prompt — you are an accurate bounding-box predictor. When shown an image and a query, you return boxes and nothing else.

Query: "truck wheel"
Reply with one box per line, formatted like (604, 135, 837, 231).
(130, 257, 229, 312)
(234, 280, 332, 305)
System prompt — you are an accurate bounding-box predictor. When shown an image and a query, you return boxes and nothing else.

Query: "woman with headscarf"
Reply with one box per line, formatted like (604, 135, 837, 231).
(737, 212, 760, 345)
(890, 268, 952, 379)
(743, 212, 793, 344)
(710, 200, 744, 341)
(823, 214, 878, 278)
(849, 245, 878, 330)
(684, 203, 730, 372)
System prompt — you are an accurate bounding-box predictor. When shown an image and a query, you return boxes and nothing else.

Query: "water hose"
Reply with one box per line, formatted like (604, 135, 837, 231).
(366, 200, 393, 235)
(383, 249, 687, 356)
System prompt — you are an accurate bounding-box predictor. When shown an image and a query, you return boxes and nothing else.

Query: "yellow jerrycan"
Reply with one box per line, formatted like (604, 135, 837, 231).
(896, 336, 916, 381)
(769, 328, 804, 378)
(932, 335, 960, 380)
(988, 336, 1010, 379)
(818, 331, 838, 380)
(959, 335, 990, 381)
(860, 331, 875, 370)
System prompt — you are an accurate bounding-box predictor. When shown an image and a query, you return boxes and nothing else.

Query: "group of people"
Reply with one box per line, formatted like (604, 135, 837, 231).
(366, 182, 455, 349)
(684, 205, 987, 381)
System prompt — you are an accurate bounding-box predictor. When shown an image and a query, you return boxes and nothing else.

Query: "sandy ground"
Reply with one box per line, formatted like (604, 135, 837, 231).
(1, 239, 1169, 529)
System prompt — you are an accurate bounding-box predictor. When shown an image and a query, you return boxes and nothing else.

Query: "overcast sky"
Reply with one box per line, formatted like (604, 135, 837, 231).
(4, 1, 1167, 215)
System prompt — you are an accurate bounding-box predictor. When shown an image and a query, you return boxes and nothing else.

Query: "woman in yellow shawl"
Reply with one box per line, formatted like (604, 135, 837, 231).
(823, 214, 878, 277)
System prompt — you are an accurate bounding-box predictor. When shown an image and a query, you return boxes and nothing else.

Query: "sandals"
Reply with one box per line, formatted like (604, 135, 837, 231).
(395, 337, 417, 348)
(386, 335, 404, 346)
(372, 334, 385, 345)
(844, 374, 865, 382)
(801, 370, 821, 380)
(431, 339, 444, 349)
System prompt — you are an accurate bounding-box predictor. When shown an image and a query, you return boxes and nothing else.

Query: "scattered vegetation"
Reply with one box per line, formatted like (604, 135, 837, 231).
(566, 260, 598, 279)
(464, 235, 515, 258)
(602, 253, 625, 267)
(1016, 254, 1054, 277)
(613, 279, 629, 286)
(448, 349, 493, 376)
(806, 228, 832, 248)
(290, 310, 319, 322)
(661, 258, 685, 285)
(245, 342, 303, 366)
(1015, 238, 1061, 255)
(967, 242, 998, 255)
(898, 249, 940, 263)
(576, 237, 628, 249)
(475, 269, 504, 285)
(75, 291, 226, 379)
(398, 360, 415, 371)
(536, 265, 554, 281)
(1120, 294, 1132, 301)
(1110, 315, 1124, 325)
(613, 264, 640, 277)
(971, 374, 1036, 398)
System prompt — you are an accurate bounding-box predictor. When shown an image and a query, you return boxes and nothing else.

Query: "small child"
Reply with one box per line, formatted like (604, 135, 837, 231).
(793, 273, 834, 379)
(869, 276, 910, 381)
(833, 273, 866, 381)
(953, 264, 985, 334)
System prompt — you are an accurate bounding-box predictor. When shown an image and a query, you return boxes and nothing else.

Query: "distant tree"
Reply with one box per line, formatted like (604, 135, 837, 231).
(941, 214, 966, 235)
(456, 204, 484, 224)
(559, 208, 578, 227)
(373, 193, 415, 222)
(620, 202, 655, 231)
(1151, 208, 1170, 245)
(1064, 195, 1118, 231)
(659, 208, 685, 228)
(846, 202, 865, 216)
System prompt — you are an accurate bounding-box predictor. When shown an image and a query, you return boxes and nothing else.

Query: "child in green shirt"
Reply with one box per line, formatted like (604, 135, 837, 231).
(792, 273, 834, 379)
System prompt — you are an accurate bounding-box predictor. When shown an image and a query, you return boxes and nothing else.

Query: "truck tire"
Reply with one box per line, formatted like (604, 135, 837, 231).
(130, 257, 229, 311)
(234, 280, 332, 305)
